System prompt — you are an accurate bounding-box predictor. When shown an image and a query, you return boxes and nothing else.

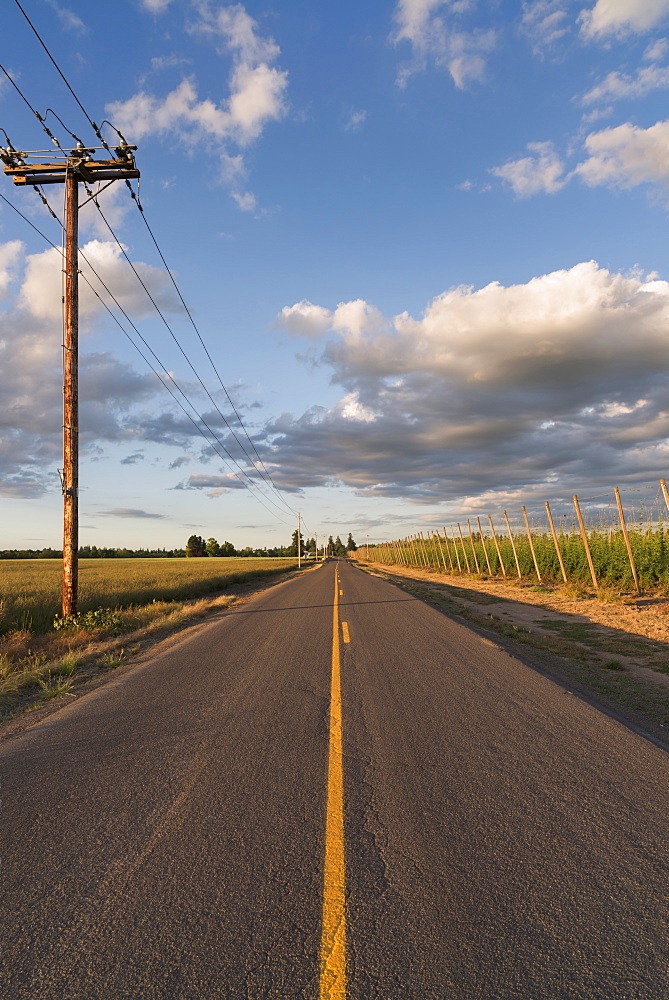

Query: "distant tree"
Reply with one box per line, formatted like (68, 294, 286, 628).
(327, 535, 335, 557)
(334, 535, 346, 557)
(220, 540, 236, 557)
(186, 534, 207, 557)
(290, 529, 304, 557)
(346, 533, 357, 552)
(206, 537, 221, 557)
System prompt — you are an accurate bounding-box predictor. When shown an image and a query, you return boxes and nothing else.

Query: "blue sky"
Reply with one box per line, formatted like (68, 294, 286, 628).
(3, 0, 669, 550)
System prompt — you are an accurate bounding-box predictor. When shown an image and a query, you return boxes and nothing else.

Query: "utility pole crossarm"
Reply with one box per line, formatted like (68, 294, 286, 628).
(3, 158, 140, 185)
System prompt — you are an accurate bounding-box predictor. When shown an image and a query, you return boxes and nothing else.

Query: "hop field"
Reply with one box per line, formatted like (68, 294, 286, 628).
(371, 525, 669, 592)
(0, 558, 298, 635)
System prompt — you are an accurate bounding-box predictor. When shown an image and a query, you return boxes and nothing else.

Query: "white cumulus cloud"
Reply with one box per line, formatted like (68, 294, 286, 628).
(0, 240, 190, 498)
(392, 0, 496, 89)
(579, 0, 669, 39)
(493, 118, 669, 197)
(107, 3, 288, 208)
(575, 118, 669, 189)
(581, 63, 669, 104)
(277, 300, 333, 339)
(490, 141, 568, 196)
(0, 240, 23, 300)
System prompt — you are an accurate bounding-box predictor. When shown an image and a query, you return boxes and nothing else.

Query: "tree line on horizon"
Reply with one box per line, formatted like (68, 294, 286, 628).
(0, 532, 358, 560)
(185, 532, 358, 558)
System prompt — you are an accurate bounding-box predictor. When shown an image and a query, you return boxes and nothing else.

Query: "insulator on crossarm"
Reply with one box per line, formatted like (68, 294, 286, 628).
(115, 139, 132, 161)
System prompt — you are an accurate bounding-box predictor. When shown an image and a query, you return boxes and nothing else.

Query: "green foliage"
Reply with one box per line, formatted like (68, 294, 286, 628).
(99, 649, 126, 670)
(186, 534, 207, 557)
(346, 533, 357, 552)
(53, 608, 125, 633)
(206, 537, 221, 557)
(38, 672, 74, 700)
(289, 529, 304, 557)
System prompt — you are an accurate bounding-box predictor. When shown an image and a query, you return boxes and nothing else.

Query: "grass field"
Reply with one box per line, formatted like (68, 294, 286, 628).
(0, 558, 299, 635)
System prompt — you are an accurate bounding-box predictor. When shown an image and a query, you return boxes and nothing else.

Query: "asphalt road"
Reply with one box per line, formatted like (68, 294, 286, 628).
(2, 558, 667, 998)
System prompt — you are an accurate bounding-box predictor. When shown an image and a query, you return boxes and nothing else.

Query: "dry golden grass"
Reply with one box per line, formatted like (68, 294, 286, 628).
(0, 557, 297, 634)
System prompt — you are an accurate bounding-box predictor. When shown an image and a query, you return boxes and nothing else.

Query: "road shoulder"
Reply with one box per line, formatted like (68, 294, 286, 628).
(356, 560, 669, 752)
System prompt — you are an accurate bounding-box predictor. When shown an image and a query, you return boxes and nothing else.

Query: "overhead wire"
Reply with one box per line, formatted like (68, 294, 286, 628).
(98, 116, 298, 517)
(0, 190, 293, 526)
(85, 192, 295, 520)
(11, 0, 113, 153)
(7, 0, 308, 528)
(122, 172, 293, 507)
(6, 3, 302, 521)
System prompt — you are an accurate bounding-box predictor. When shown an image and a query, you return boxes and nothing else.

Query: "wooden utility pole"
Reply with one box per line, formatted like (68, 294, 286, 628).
(62, 168, 79, 617)
(2, 141, 139, 617)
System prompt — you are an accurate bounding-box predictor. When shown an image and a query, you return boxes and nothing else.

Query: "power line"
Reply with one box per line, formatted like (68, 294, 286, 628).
(0, 190, 293, 526)
(6, 6, 300, 519)
(90, 175, 298, 516)
(11, 0, 113, 153)
(83, 190, 297, 522)
(123, 176, 296, 512)
(6, 1, 308, 529)
(0, 63, 72, 157)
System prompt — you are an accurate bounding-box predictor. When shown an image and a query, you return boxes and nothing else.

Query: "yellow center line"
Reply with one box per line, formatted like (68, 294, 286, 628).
(319, 568, 347, 999)
(341, 621, 350, 644)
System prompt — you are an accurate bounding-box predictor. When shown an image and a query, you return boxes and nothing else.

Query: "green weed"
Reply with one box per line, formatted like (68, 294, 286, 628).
(99, 650, 126, 670)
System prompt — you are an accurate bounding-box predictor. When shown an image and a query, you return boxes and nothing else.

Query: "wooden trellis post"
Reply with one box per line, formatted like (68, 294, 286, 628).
(487, 515, 507, 577)
(442, 528, 455, 571)
(467, 519, 481, 573)
(613, 487, 641, 595)
(434, 532, 448, 574)
(660, 479, 669, 515)
(521, 506, 542, 582)
(503, 510, 522, 579)
(545, 501, 568, 583)
(572, 495, 598, 590)
(477, 515, 493, 575)
(450, 527, 463, 572)
(457, 523, 472, 572)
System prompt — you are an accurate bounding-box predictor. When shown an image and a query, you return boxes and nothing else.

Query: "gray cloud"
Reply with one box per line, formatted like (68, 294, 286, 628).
(0, 239, 214, 498)
(266, 262, 669, 505)
(97, 508, 166, 519)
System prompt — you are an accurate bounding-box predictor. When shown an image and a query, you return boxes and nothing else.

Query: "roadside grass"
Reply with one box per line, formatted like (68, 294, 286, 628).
(99, 650, 126, 670)
(0, 558, 299, 720)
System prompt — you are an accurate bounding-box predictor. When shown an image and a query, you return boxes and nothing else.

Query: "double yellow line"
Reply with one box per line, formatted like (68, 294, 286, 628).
(319, 568, 347, 998)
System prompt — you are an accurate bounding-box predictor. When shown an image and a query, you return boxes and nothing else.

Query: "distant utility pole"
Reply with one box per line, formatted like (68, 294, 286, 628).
(2, 139, 139, 617)
(297, 512, 301, 568)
